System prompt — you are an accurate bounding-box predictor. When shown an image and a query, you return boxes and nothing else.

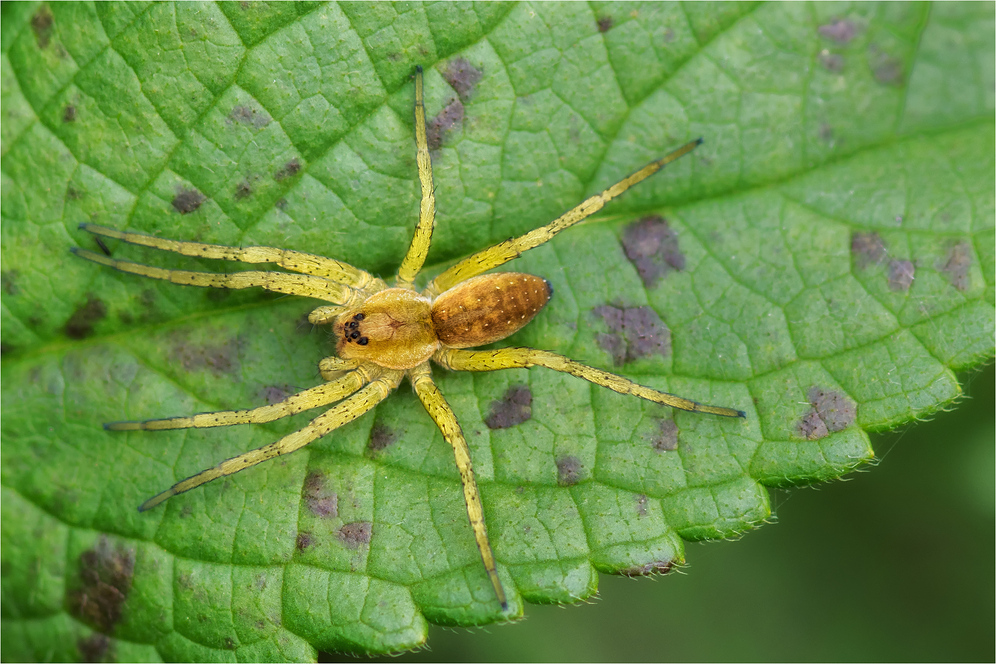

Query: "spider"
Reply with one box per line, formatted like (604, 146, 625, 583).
(72, 66, 744, 613)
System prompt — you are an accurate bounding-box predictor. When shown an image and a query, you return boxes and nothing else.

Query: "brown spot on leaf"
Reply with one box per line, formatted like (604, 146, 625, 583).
(67, 536, 135, 632)
(235, 179, 253, 199)
(427, 98, 464, 150)
(172, 187, 206, 214)
(619, 560, 674, 577)
(635, 493, 648, 517)
(939, 240, 972, 291)
(303, 471, 338, 518)
(851, 231, 885, 269)
(65, 294, 107, 339)
(818, 50, 844, 73)
(31, 5, 54, 48)
(259, 384, 291, 404)
(622, 215, 685, 288)
(227, 104, 271, 129)
(556, 456, 584, 486)
(798, 387, 856, 439)
(337, 521, 372, 549)
(592, 305, 671, 364)
(484, 385, 532, 429)
(650, 419, 679, 452)
(295, 532, 314, 551)
(274, 158, 301, 181)
(2, 270, 19, 295)
(169, 332, 240, 375)
(78, 633, 112, 663)
(442, 58, 482, 102)
(597, 15, 613, 32)
(869, 47, 904, 86)
(368, 422, 398, 453)
(818, 18, 857, 44)
(819, 123, 835, 144)
(887, 259, 915, 292)
(63, 104, 77, 122)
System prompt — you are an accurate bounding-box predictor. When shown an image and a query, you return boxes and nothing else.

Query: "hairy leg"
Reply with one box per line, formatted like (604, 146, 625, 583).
(106, 366, 378, 431)
(139, 370, 404, 511)
(425, 139, 703, 296)
(396, 65, 436, 289)
(72, 247, 359, 304)
(435, 347, 745, 418)
(79, 223, 380, 290)
(408, 364, 509, 611)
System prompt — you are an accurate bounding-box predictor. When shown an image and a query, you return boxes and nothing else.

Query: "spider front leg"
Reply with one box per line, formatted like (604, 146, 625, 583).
(106, 365, 379, 430)
(79, 223, 383, 292)
(395, 65, 435, 289)
(424, 139, 703, 297)
(435, 347, 745, 418)
(139, 369, 403, 511)
(408, 364, 509, 612)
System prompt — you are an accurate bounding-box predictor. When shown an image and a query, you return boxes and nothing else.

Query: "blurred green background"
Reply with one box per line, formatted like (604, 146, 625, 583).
(330, 363, 994, 662)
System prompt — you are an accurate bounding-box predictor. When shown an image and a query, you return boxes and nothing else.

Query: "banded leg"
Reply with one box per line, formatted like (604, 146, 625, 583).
(106, 366, 377, 431)
(80, 223, 380, 291)
(425, 139, 703, 296)
(396, 65, 436, 289)
(409, 364, 509, 611)
(435, 347, 745, 418)
(72, 247, 358, 304)
(139, 370, 404, 512)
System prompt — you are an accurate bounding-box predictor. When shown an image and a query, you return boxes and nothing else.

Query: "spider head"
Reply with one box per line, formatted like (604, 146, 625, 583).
(333, 288, 439, 370)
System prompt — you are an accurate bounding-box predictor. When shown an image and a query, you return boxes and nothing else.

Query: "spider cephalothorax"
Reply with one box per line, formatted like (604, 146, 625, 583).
(73, 66, 744, 613)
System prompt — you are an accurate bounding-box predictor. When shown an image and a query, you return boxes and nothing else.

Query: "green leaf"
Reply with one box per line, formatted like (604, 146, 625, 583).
(2, 2, 992, 660)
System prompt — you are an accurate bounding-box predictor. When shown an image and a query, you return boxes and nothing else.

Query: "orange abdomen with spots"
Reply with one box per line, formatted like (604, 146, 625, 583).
(432, 272, 552, 348)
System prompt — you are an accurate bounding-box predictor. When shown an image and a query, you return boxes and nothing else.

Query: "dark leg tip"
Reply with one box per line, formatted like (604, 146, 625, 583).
(415, 64, 423, 73)
(695, 137, 704, 145)
(736, 410, 747, 419)
(69, 246, 80, 255)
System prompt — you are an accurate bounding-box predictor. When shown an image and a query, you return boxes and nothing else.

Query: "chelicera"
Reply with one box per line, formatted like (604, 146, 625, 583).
(72, 66, 744, 613)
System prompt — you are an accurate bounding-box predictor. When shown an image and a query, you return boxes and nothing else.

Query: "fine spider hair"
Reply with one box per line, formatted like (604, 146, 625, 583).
(72, 66, 745, 613)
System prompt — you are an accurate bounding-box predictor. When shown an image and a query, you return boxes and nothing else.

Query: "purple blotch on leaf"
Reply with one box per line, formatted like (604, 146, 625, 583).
(798, 387, 856, 439)
(485, 385, 533, 429)
(556, 456, 584, 486)
(337, 522, 372, 549)
(939, 241, 972, 291)
(818, 18, 858, 44)
(427, 99, 464, 150)
(67, 536, 135, 632)
(303, 471, 338, 518)
(851, 231, 885, 269)
(593, 305, 671, 364)
(442, 57, 483, 101)
(622, 215, 685, 288)
(65, 294, 107, 339)
(172, 187, 206, 214)
(887, 259, 915, 291)
(650, 419, 679, 452)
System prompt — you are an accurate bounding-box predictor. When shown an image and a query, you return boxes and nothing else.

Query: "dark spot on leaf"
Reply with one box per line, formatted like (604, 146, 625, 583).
(556, 456, 584, 486)
(635, 493, 648, 517)
(65, 294, 107, 339)
(259, 384, 291, 404)
(818, 18, 857, 44)
(869, 46, 904, 86)
(31, 5, 54, 49)
(818, 50, 844, 73)
(887, 259, 915, 292)
(2, 270, 19, 295)
(851, 231, 885, 269)
(798, 387, 856, 439)
(223, 637, 236, 650)
(592, 305, 671, 364)
(663, 27, 676, 42)
(622, 215, 685, 287)
(63, 104, 77, 122)
(172, 187, 206, 214)
(1, 342, 15, 356)
(303, 471, 338, 518)
(650, 419, 679, 452)
(169, 331, 241, 375)
(442, 57, 482, 102)
(597, 15, 613, 32)
(66, 185, 83, 200)
(427, 98, 464, 150)
(484, 385, 532, 429)
(274, 158, 301, 181)
(938, 240, 972, 291)
(275, 198, 288, 210)
(78, 633, 112, 663)
(235, 178, 253, 199)
(619, 560, 674, 577)
(177, 572, 193, 590)
(337, 521, 372, 549)
(819, 123, 836, 144)
(67, 536, 135, 632)
(368, 422, 398, 454)
(227, 104, 271, 129)
(295, 532, 314, 551)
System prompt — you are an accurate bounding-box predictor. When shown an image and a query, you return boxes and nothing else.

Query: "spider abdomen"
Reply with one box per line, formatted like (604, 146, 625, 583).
(432, 272, 552, 348)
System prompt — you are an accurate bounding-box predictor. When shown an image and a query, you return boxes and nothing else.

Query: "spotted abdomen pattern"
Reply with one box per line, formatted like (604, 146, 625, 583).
(432, 272, 552, 348)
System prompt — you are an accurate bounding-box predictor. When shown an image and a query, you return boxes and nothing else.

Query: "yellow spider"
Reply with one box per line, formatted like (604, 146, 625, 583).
(72, 66, 744, 612)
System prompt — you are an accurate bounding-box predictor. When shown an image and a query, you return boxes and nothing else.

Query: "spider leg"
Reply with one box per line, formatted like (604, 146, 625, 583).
(408, 364, 509, 611)
(79, 223, 381, 291)
(435, 347, 745, 418)
(71, 247, 360, 304)
(106, 366, 378, 431)
(424, 139, 703, 296)
(395, 65, 436, 289)
(139, 369, 404, 512)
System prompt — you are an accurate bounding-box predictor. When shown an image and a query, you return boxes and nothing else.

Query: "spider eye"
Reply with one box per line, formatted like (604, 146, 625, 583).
(350, 331, 360, 340)
(357, 337, 369, 345)
(354, 313, 365, 321)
